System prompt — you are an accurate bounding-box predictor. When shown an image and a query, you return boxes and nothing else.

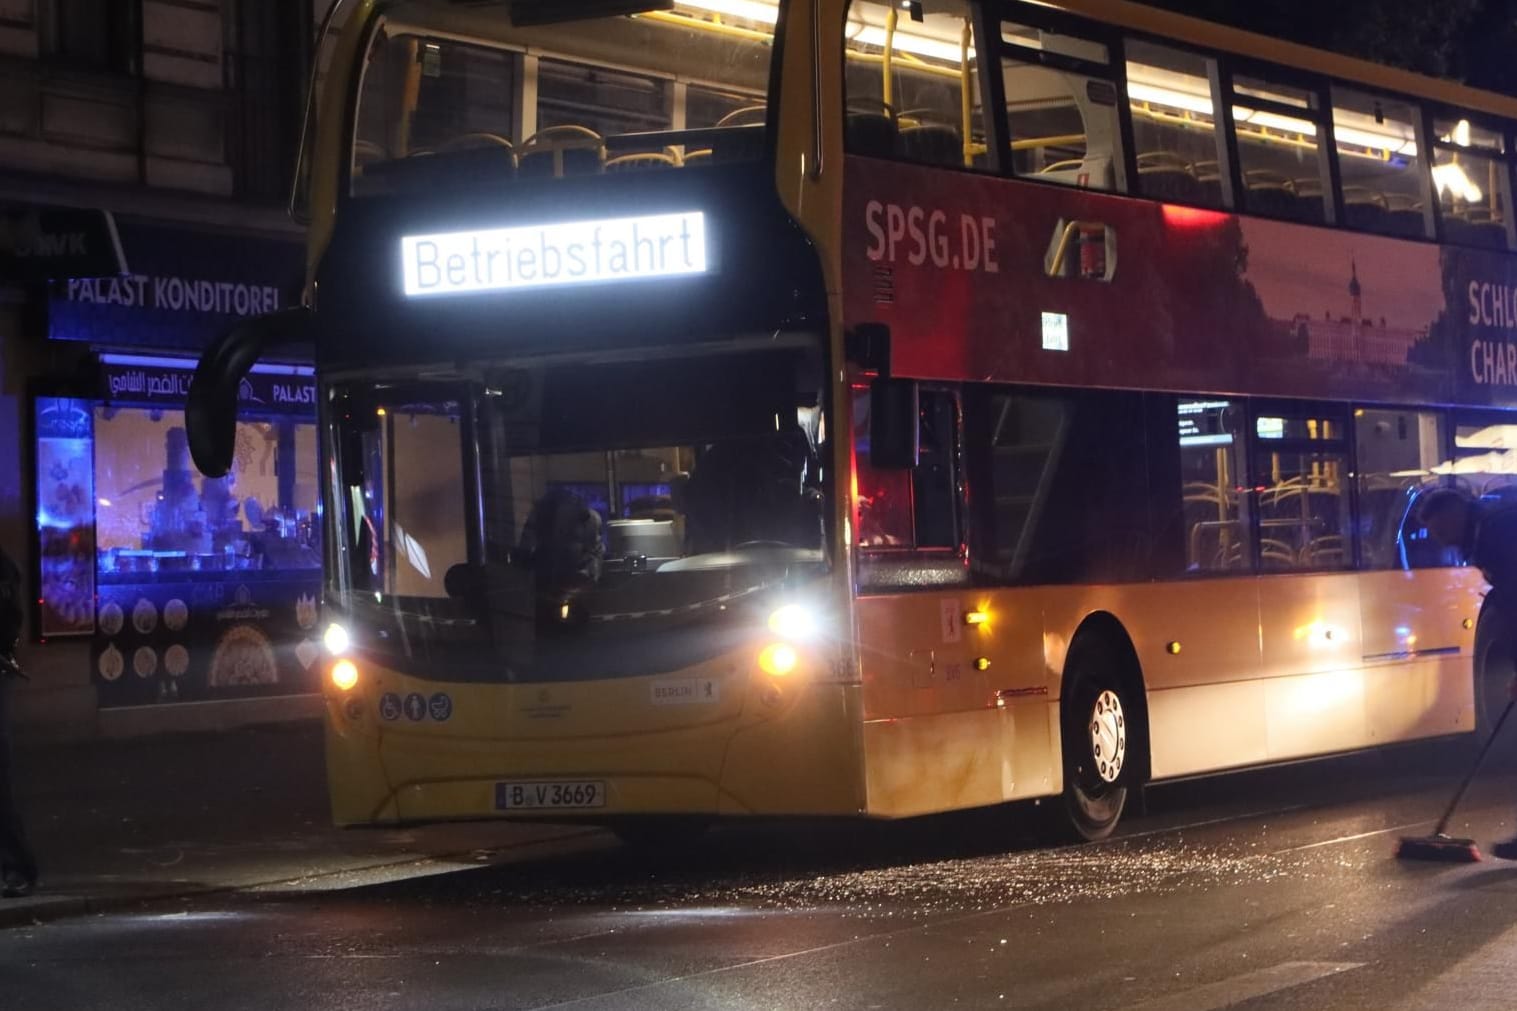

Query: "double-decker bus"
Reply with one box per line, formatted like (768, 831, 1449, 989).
(188, 0, 1517, 841)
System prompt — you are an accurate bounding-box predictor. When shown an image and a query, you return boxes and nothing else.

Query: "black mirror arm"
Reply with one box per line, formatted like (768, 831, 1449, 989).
(187, 308, 311, 477)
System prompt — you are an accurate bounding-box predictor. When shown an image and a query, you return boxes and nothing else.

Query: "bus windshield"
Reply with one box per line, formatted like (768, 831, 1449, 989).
(352, 1, 781, 194)
(329, 346, 828, 682)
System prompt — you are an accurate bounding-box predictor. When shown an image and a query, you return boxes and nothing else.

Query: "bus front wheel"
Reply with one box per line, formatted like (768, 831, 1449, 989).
(1058, 637, 1138, 841)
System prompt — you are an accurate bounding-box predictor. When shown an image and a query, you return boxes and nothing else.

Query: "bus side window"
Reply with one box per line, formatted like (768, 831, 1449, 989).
(843, 0, 990, 171)
(853, 387, 961, 551)
(1251, 408, 1352, 571)
(1332, 87, 1429, 239)
(1354, 408, 1449, 570)
(1178, 398, 1251, 573)
(1124, 39, 1225, 208)
(1001, 19, 1123, 191)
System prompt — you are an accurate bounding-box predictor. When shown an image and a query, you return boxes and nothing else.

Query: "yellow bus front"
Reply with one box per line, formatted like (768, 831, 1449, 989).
(307, 0, 867, 827)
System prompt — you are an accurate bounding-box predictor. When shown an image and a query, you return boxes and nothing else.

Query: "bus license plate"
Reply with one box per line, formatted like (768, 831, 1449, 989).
(495, 780, 606, 811)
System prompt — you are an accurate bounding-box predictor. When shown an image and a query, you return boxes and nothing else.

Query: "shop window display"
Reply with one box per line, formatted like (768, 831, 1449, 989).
(37, 369, 323, 706)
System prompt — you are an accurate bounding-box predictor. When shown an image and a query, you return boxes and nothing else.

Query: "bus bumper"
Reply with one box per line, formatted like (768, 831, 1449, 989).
(323, 669, 866, 827)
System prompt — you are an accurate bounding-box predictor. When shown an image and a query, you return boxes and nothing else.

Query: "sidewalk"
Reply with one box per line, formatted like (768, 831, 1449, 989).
(1, 721, 599, 927)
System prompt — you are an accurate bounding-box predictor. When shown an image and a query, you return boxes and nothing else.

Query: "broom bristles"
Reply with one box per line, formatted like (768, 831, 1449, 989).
(1396, 835, 1482, 863)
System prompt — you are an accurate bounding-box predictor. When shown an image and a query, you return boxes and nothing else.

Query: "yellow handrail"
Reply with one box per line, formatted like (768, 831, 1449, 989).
(1045, 219, 1105, 277)
(960, 20, 973, 167)
(638, 10, 772, 43)
(1011, 133, 1087, 151)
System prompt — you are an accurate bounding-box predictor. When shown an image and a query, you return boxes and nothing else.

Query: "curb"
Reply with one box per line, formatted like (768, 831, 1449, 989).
(0, 827, 604, 930)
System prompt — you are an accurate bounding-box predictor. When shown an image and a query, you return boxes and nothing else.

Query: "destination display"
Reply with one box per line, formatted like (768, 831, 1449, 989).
(401, 211, 708, 296)
(842, 156, 1517, 409)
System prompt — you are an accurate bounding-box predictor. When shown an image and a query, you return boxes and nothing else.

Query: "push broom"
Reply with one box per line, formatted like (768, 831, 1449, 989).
(1396, 699, 1515, 862)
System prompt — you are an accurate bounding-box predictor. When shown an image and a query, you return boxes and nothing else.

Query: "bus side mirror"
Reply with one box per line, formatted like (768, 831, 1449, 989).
(187, 308, 310, 477)
(869, 378, 919, 469)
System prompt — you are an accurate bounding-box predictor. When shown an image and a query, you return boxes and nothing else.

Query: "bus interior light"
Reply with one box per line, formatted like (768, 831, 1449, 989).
(331, 659, 359, 692)
(964, 609, 990, 627)
(675, 0, 779, 25)
(323, 622, 351, 656)
(1432, 163, 1483, 203)
(758, 642, 799, 677)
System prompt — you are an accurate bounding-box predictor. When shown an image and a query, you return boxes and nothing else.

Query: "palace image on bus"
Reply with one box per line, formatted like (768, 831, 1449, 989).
(187, 0, 1517, 841)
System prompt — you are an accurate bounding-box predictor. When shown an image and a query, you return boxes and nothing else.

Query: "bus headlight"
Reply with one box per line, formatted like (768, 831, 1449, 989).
(331, 659, 359, 692)
(767, 604, 819, 641)
(323, 622, 351, 656)
(758, 642, 798, 677)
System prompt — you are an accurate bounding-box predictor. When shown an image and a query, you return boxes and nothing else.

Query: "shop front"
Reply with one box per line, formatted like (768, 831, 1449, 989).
(32, 220, 317, 721)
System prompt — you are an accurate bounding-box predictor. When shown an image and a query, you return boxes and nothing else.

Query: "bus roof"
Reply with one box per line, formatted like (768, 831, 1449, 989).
(1043, 0, 1517, 122)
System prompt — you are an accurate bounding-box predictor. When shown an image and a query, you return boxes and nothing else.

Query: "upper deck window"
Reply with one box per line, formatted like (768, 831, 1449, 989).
(1124, 40, 1224, 208)
(999, 19, 1123, 192)
(352, 2, 778, 195)
(843, 0, 989, 170)
(1229, 75, 1330, 225)
(1331, 87, 1430, 239)
(1431, 117, 1512, 250)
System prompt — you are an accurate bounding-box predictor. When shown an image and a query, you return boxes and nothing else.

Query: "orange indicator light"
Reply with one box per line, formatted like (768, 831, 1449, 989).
(331, 659, 359, 691)
(758, 643, 798, 677)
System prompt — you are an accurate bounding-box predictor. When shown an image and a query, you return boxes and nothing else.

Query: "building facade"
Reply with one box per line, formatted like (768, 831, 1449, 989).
(0, 0, 319, 739)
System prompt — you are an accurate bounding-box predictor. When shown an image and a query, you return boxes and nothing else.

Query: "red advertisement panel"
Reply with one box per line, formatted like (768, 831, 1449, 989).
(842, 156, 1517, 408)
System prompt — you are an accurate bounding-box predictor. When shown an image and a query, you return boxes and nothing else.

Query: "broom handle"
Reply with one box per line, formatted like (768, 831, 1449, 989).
(1434, 698, 1516, 836)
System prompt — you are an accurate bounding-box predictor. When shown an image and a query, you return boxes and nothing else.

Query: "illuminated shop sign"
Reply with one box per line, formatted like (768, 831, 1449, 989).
(98, 355, 315, 409)
(47, 221, 299, 351)
(400, 211, 708, 297)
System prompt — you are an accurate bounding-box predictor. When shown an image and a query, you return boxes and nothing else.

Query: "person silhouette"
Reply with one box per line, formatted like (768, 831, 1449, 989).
(0, 543, 37, 898)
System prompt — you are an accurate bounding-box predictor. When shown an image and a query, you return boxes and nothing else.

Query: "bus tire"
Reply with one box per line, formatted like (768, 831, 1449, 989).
(1474, 605, 1514, 755)
(1058, 635, 1138, 842)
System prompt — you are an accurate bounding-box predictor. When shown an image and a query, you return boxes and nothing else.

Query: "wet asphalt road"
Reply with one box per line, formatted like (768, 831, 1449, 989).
(10, 741, 1517, 1010)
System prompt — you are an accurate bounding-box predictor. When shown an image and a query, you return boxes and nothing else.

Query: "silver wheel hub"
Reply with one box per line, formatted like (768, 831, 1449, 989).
(1089, 690, 1127, 784)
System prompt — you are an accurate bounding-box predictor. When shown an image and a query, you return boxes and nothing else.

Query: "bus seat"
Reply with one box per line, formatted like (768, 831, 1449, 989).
(1138, 167, 1207, 205)
(1245, 185, 1301, 219)
(1293, 177, 1325, 199)
(1137, 151, 1189, 171)
(1446, 219, 1508, 249)
(605, 152, 680, 173)
(434, 133, 518, 180)
(899, 123, 962, 166)
(1260, 539, 1296, 569)
(716, 105, 767, 128)
(1290, 194, 1327, 224)
(519, 125, 605, 179)
(1384, 209, 1427, 238)
(1343, 201, 1389, 232)
(1197, 178, 1224, 207)
(710, 105, 768, 161)
(1304, 536, 1346, 567)
(847, 112, 898, 158)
